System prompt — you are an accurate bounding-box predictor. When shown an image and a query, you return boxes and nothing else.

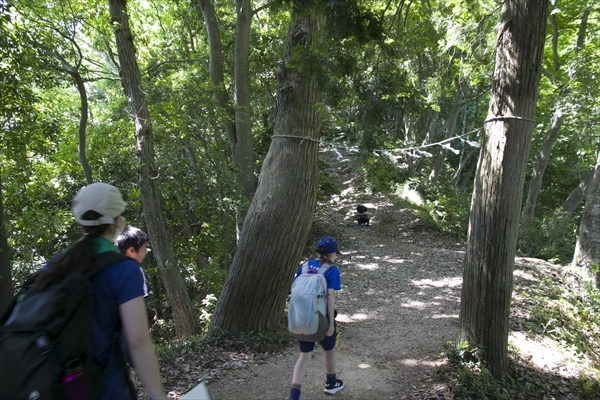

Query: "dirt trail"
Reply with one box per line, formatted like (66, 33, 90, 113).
(204, 148, 465, 399)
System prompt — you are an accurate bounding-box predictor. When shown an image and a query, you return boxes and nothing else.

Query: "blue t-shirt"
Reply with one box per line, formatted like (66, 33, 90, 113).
(294, 259, 341, 290)
(92, 253, 144, 400)
(46, 237, 145, 400)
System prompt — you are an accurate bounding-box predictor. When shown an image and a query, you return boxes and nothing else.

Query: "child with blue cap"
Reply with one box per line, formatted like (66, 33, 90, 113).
(289, 236, 344, 400)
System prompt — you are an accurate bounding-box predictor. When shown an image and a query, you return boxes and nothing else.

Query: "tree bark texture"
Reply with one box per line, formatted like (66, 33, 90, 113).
(561, 168, 595, 214)
(108, 0, 200, 338)
(428, 88, 465, 183)
(52, 51, 93, 184)
(196, 0, 256, 235)
(410, 110, 438, 176)
(233, 0, 256, 202)
(459, 0, 549, 377)
(522, 107, 563, 221)
(452, 148, 477, 186)
(73, 69, 93, 185)
(195, 0, 236, 149)
(209, 11, 321, 336)
(0, 176, 13, 315)
(572, 141, 600, 286)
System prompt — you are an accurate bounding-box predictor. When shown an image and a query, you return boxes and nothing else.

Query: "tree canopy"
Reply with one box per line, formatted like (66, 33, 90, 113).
(2, 0, 598, 341)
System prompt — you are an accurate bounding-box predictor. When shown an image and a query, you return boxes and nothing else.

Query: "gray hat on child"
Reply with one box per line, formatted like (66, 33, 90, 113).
(72, 183, 127, 226)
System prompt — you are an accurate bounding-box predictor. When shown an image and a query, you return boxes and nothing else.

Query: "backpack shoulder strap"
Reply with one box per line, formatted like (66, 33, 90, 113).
(89, 252, 131, 276)
(318, 262, 331, 275)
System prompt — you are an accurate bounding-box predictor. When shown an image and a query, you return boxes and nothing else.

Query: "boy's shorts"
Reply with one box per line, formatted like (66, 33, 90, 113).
(299, 323, 337, 353)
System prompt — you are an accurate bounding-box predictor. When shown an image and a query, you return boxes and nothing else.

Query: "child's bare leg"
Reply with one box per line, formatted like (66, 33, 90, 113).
(292, 352, 312, 385)
(324, 349, 336, 375)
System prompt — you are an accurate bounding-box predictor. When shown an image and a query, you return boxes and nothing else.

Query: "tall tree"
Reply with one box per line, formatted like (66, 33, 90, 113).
(209, 5, 322, 335)
(459, 0, 549, 377)
(108, 0, 201, 338)
(0, 176, 11, 314)
(572, 137, 600, 286)
(195, 0, 236, 149)
(428, 87, 467, 183)
(233, 0, 255, 203)
(195, 0, 256, 234)
(51, 50, 93, 184)
(561, 168, 596, 214)
(522, 0, 594, 223)
(521, 107, 563, 221)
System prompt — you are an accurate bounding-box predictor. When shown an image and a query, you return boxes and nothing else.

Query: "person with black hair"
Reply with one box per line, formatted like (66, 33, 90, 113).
(115, 225, 151, 298)
(354, 205, 371, 227)
(37, 183, 166, 400)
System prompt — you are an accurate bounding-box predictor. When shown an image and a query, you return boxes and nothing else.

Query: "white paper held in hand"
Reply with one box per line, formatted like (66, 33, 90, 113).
(180, 381, 211, 400)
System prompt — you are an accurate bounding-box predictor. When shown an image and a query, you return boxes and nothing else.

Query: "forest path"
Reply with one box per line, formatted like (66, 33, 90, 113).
(204, 148, 465, 399)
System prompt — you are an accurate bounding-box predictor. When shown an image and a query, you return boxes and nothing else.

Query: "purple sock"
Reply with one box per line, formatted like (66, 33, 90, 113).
(290, 385, 301, 400)
(326, 373, 337, 385)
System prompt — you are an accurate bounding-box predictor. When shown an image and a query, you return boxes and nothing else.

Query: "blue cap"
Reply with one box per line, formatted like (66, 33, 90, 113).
(316, 236, 341, 255)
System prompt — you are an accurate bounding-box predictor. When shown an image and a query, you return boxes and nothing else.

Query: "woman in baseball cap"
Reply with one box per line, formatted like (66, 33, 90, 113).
(35, 183, 166, 400)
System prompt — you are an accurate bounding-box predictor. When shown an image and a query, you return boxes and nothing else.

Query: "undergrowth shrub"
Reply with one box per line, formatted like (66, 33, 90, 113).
(522, 264, 600, 371)
(363, 153, 407, 194)
(318, 158, 341, 201)
(518, 209, 579, 264)
(439, 262, 600, 399)
(439, 341, 508, 399)
(407, 176, 470, 240)
(439, 341, 600, 399)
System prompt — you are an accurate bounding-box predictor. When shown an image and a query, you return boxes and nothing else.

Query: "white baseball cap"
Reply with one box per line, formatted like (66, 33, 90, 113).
(72, 183, 127, 226)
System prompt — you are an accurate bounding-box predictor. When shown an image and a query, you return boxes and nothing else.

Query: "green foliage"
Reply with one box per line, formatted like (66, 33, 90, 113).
(440, 341, 508, 399)
(321, 0, 384, 44)
(191, 264, 229, 301)
(407, 176, 471, 240)
(440, 338, 600, 399)
(520, 265, 600, 369)
(4, 0, 598, 347)
(156, 332, 214, 359)
(199, 294, 218, 328)
(362, 153, 407, 195)
(518, 210, 579, 264)
(317, 158, 340, 201)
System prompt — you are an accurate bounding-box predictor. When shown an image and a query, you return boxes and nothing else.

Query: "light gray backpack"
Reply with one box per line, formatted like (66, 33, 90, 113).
(287, 260, 330, 342)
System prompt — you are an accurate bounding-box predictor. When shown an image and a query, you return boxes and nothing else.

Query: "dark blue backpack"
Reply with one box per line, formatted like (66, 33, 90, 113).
(0, 252, 132, 400)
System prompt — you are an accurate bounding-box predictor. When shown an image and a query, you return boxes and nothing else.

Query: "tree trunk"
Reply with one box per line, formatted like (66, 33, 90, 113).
(73, 69, 93, 185)
(209, 9, 321, 336)
(576, 6, 591, 52)
(561, 168, 595, 214)
(459, 155, 478, 191)
(459, 0, 549, 377)
(108, 0, 200, 338)
(233, 0, 256, 203)
(411, 110, 438, 176)
(522, 107, 564, 221)
(0, 175, 13, 315)
(428, 88, 465, 183)
(452, 148, 477, 186)
(52, 51, 93, 184)
(196, 0, 256, 235)
(572, 138, 600, 286)
(195, 0, 236, 150)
